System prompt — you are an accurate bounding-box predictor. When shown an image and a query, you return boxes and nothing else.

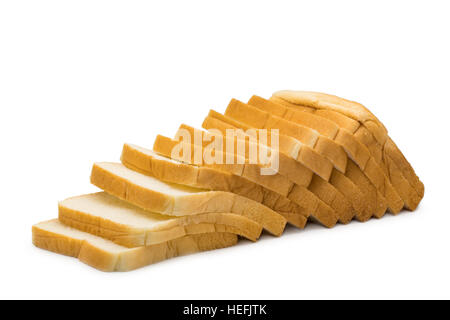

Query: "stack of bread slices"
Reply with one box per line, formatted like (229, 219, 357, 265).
(32, 90, 424, 272)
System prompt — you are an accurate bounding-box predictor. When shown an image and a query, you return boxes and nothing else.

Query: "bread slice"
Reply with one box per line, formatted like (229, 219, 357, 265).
(153, 134, 339, 228)
(271, 90, 424, 210)
(90, 162, 287, 236)
(247, 96, 404, 215)
(121, 143, 309, 229)
(32, 219, 237, 272)
(178, 124, 354, 224)
(59, 192, 262, 246)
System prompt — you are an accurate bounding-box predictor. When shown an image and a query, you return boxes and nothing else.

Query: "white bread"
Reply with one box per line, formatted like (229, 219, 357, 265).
(59, 192, 263, 246)
(31, 89, 425, 273)
(153, 134, 339, 228)
(271, 90, 424, 210)
(121, 143, 309, 229)
(32, 219, 237, 272)
(90, 162, 287, 236)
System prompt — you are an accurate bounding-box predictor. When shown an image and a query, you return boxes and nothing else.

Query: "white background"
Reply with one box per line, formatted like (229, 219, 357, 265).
(0, 0, 449, 299)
